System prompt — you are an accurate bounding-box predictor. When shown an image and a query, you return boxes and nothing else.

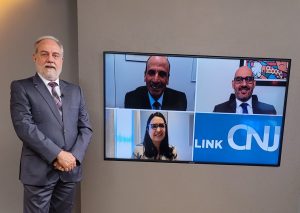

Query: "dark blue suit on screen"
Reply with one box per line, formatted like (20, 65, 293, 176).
(124, 86, 187, 111)
(213, 94, 277, 115)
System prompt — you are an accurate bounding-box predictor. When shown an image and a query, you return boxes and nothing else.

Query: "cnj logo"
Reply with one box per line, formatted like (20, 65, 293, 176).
(195, 124, 281, 152)
(228, 124, 280, 152)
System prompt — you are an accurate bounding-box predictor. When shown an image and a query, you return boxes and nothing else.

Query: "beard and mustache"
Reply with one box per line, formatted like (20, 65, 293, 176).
(236, 85, 253, 101)
(149, 81, 165, 90)
(147, 81, 167, 100)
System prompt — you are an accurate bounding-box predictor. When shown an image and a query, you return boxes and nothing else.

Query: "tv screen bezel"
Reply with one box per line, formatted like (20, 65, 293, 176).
(103, 51, 291, 167)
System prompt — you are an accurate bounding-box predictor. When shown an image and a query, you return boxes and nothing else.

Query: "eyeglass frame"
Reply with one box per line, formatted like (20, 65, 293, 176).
(233, 76, 255, 84)
(149, 123, 167, 130)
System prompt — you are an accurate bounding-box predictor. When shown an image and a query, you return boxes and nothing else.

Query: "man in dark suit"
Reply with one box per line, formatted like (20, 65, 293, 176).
(213, 66, 276, 115)
(124, 56, 187, 111)
(10, 36, 93, 213)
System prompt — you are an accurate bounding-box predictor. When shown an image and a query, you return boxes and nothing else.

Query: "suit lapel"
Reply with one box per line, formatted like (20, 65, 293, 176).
(60, 80, 77, 128)
(161, 89, 171, 110)
(251, 95, 260, 114)
(229, 100, 236, 113)
(33, 74, 63, 126)
(228, 94, 237, 113)
(59, 80, 68, 118)
(161, 94, 168, 110)
(141, 86, 151, 109)
(145, 96, 151, 109)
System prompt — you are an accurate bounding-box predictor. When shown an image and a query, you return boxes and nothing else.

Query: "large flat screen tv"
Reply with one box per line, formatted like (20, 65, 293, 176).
(104, 52, 291, 166)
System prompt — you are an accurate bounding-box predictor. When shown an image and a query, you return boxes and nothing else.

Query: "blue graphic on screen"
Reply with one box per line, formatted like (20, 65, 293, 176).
(114, 109, 134, 158)
(193, 113, 282, 165)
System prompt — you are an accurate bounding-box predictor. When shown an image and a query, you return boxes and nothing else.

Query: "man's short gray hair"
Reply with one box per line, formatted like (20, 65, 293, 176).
(34, 35, 64, 55)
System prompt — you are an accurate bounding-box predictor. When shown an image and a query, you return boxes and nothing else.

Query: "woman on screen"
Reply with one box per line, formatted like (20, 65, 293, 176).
(133, 112, 177, 160)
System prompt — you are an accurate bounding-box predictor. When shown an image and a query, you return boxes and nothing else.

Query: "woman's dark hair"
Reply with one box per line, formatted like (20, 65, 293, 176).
(143, 112, 176, 159)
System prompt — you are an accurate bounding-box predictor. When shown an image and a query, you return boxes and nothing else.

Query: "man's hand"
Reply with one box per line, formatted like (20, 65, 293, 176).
(53, 161, 65, 171)
(54, 150, 76, 172)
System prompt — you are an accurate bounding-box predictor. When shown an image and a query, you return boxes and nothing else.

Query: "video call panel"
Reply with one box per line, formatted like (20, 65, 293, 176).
(104, 52, 291, 166)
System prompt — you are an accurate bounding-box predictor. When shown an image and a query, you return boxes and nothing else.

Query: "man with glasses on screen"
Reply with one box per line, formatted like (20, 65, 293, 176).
(124, 56, 187, 111)
(213, 66, 277, 114)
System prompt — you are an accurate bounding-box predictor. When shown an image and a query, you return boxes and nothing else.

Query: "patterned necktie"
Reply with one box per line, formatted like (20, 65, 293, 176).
(48, 82, 62, 113)
(153, 101, 161, 110)
(240, 102, 248, 114)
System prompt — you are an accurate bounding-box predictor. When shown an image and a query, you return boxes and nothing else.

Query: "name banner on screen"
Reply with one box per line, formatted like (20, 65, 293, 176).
(193, 113, 283, 165)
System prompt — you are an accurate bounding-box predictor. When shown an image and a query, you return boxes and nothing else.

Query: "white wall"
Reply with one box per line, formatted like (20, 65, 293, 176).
(77, 0, 300, 213)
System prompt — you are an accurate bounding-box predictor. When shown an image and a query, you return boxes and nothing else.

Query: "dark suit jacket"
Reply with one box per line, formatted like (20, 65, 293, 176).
(124, 86, 187, 111)
(213, 94, 277, 115)
(10, 74, 93, 186)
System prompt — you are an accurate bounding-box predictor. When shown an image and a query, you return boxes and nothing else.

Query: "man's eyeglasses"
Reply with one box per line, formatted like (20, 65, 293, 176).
(149, 123, 166, 130)
(146, 70, 169, 78)
(234, 76, 254, 84)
